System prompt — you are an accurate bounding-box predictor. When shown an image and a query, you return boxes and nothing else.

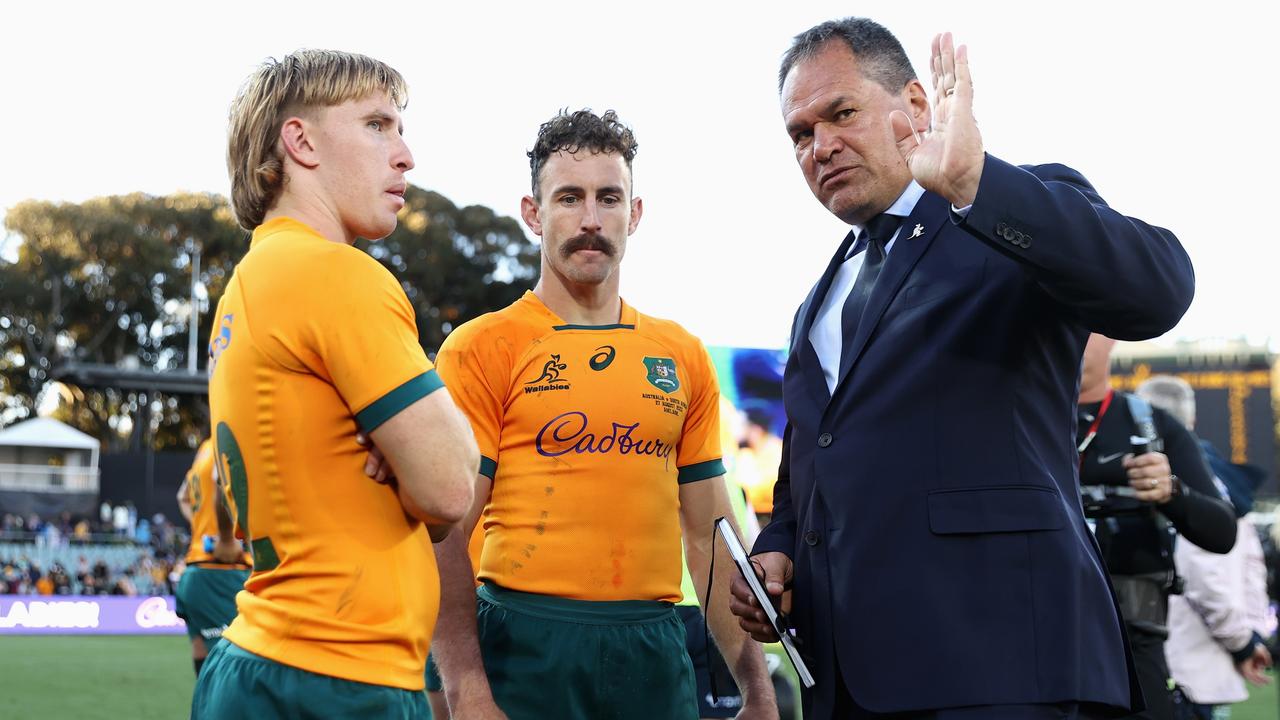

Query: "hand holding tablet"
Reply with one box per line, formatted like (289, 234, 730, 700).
(716, 517, 815, 688)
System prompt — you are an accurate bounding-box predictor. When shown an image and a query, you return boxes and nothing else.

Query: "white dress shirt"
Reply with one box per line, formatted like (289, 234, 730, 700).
(808, 181, 926, 394)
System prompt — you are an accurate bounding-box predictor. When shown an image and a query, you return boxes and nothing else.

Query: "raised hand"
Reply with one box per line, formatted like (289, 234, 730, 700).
(893, 32, 984, 208)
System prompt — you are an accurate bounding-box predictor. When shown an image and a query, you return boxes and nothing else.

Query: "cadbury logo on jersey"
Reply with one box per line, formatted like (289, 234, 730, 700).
(535, 411, 675, 459)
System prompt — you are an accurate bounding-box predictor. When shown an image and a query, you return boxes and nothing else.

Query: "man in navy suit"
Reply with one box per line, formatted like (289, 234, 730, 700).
(727, 17, 1194, 720)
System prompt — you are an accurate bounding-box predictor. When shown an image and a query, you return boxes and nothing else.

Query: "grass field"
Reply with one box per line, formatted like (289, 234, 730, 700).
(1, 636, 194, 719)
(1238, 679, 1280, 720)
(0, 635, 1275, 719)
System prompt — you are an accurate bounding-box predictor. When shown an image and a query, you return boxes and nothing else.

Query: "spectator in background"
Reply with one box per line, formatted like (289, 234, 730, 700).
(1136, 375, 1273, 719)
(134, 517, 151, 545)
(169, 559, 185, 596)
(735, 408, 783, 518)
(111, 569, 138, 597)
(36, 570, 53, 595)
(100, 500, 112, 529)
(40, 519, 62, 548)
(112, 504, 129, 538)
(2, 561, 15, 593)
(51, 563, 72, 595)
(152, 559, 170, 595)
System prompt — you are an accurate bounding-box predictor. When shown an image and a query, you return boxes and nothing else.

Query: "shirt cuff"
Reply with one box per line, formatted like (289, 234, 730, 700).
(1230, 631, 1266, 664)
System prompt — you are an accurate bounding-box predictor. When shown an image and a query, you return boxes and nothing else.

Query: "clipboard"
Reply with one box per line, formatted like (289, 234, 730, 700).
(715, 516, 815, 688)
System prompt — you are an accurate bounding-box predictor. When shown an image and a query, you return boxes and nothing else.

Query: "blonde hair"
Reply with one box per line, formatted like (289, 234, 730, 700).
(226, 49, 407, 230)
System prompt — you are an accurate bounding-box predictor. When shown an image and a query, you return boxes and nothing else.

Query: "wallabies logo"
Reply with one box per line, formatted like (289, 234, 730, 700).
(523, 354, 571, 394)
(643, 357, 680, 394)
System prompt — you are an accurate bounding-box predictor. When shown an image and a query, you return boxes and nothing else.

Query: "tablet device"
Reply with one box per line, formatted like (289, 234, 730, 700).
(715, 516, 815, 688)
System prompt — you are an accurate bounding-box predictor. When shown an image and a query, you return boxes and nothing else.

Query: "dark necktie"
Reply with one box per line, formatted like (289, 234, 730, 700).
(839, 213, 899, 371)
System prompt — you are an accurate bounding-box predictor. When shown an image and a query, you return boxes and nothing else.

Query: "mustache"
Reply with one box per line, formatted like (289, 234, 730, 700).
(559, 233, 615, 258)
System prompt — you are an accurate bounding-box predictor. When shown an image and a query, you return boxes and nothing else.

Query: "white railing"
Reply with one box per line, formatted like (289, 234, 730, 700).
(0, 464, 99, 493)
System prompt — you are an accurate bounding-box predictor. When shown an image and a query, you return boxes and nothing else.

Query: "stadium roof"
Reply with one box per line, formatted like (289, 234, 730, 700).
(0, 417, 100, 450)
(51, 361, 208, 395)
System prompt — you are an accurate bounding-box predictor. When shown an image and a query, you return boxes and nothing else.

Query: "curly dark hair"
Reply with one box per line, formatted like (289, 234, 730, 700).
(778, 17, 916, 94)
(527, 109, 638, 199)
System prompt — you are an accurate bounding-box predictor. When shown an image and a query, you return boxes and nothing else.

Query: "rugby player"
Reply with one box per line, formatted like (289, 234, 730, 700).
(174, 435, 250, 676)
(192, 49, 478, 719)
(426, 109, 777, 720)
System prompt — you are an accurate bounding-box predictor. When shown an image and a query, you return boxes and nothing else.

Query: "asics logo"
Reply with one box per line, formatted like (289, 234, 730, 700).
(590, 346, 616, 371)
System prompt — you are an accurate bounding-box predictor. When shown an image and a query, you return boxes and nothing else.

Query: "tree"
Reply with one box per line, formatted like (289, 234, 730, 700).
(357, 186, 539, 354)
(0, 186, 538, 448)
(1, 193, 246, 449)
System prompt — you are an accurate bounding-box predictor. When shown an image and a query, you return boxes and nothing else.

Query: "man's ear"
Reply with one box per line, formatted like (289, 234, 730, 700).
(279, 116, 319, 169)
(904, 79, 931, 135)
(627, 196, 644, 235)
(520, 195, 543, 237)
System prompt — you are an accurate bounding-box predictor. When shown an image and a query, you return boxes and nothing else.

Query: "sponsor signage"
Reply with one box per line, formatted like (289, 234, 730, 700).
(0, 595, 186, 635)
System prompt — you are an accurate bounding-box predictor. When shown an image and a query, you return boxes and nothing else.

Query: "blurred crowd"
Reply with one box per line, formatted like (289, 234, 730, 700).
(0, 508, 189, 597)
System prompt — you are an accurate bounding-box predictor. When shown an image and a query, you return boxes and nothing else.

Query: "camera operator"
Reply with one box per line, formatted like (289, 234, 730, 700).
(1077, 334, 1237, 720)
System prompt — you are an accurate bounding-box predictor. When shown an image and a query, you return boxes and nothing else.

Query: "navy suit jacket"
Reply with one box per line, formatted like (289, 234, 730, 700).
(752, 155, 1194, 717)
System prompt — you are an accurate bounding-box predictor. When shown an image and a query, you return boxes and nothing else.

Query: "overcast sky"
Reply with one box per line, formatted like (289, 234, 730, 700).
(3, 1, 1275, 351)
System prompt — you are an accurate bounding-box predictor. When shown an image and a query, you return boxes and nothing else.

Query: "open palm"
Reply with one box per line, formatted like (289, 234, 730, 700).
(894, 33, 985, 208)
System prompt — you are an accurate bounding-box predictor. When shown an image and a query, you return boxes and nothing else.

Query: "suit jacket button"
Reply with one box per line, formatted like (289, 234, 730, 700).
(817, 433, 833, 447)
(804, 530, 820, 546)
(1002, 226, 1016, 242)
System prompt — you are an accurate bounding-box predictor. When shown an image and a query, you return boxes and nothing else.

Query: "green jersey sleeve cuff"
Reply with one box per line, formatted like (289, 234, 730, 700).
(356, 370, 444, 432)
(677, 459, 726, 484)
(479, 455, 498, 479)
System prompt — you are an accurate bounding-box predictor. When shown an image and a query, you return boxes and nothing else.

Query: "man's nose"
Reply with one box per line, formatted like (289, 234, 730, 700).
(392, 134, 415, 172)
(580, 199, 603, 233)
(813, 122, 842, 163)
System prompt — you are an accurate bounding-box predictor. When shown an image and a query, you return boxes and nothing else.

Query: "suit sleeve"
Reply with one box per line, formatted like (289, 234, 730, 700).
(752, 421, 795, 559)
(958, 154, 1194, 340)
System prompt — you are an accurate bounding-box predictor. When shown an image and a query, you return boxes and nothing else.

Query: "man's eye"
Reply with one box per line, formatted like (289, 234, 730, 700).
(836, 108, 855, 120)
(601, 196, 619, 206)
(793, 131, 812, 146)
(368, 120, 383, 131)
(561, 196, 578, 205)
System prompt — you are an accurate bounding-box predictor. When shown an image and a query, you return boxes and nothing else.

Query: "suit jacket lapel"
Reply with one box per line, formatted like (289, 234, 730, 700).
(835, 191, 949, 386)
(791, 229, 857, 406)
